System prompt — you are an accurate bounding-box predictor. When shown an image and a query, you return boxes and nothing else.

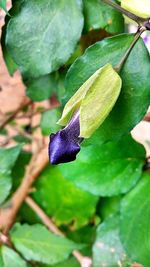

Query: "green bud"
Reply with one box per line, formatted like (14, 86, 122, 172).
(121, 0, 150, 19)
(58, 64, 122, 138)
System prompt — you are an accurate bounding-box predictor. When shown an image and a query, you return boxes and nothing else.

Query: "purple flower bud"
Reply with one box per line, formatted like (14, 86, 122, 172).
(49, 111, 83, 165)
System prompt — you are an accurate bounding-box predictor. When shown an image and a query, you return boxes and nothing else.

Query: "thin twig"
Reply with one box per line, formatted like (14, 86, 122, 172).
(143, 112, 150, 122)
(25, 196, 92, 267)
(115, 26, 146, 73)
(0, 99, 32, 129)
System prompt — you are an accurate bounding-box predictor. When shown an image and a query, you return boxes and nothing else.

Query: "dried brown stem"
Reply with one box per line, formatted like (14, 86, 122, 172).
(25, 196, 92, 267)
(0, 99, 32, 129)
(0, 145, 49, 234)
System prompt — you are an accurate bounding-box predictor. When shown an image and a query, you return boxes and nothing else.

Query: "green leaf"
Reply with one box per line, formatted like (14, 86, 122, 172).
(83, 0, 124, 33)
(0, 172, 11, 205)
(59, 135, 145, 196)
(32, 166, 98, 229)
(0, 0, 7, 12)
(39, 257, 80, 267)
(1, 12, 18, 76)
(25, 74, 56, 102)
(93, 216, 130, 267)
(120, 172, 150, 267)
(99, 196, 122, 220)
(11, 224, 82, 265)
(0, 145, 22, 204)
(0, 145, 22, 173)
(121, 0, 150, 18)
(65, 34, 150, 143)
(40, 109, 61, 136)
(6, 0, 84, 78)
(1, 246, 27, 267)
(13, 134, 31, 144)
(80, 64, 122, 138)
(11, 150, 31, 190)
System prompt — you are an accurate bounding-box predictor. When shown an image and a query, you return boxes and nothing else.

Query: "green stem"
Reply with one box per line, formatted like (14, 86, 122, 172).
(103, 0, 145, 25)
(115, 26, 146, 73)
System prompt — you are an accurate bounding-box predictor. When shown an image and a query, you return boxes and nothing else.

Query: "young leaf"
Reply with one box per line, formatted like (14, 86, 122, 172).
(10, 224, 82, 265)
(120, 172, 150, 267)
(32, 166, 98, 229)
(6, 0, 84, 78)
(121, 0, 150, 19)
(83, 0, 124, 33)
(65, 34, 150, 143)
(59, 135, 145, 196)
(1, 246, 27, 267)
(93, 216, 130, 267)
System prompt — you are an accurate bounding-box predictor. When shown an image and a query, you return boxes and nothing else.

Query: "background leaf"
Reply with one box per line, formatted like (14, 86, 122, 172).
(83, 0, 124, 33)
(120, 172, 150, 267)
(40, 109, 61, 136)
(31, 166, 98, 229)
(0, 145, 22, 204)
(11, 224, 82, 265)
(6, 0, 84, 77)
(59, 135, 145, 196)
(93, 216, 130, 267)
(25, 74, 56, 102)
(65, 34, 150, 144)
(0, 0, 7, 12)
(1, 246, 27, 267)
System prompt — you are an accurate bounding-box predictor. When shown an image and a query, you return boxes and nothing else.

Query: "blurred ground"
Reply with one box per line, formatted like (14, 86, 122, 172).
(0, 5, 150, 156)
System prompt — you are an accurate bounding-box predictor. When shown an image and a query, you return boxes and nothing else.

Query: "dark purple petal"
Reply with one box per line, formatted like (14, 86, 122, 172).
(49, 111, 83, 165)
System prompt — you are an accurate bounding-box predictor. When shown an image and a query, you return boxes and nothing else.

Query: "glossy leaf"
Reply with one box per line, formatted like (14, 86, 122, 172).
(93, 216, 130, 267)
(40, 109, 61, 136)
(11, 224, 82, 265)
(122, 0, 150, 18)
(6, 0, 84, 77)
(80, 64, 122, 138)
(83, 0, 124, 33)
(1, 246, 27, 267)
(120, 172, 150, 267)
(65, 34, 150, 143)
(59, 135, 145, 196)
(33, 166, 98, 229)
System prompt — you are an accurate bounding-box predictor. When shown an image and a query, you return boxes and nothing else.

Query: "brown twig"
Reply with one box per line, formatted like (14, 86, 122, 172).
(16, 103, 60, 119)
(0, 99, 32, 129)
(0, 145, 49, 234)
(25, 196, 92, 267)
(143, 112, 150, 122)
